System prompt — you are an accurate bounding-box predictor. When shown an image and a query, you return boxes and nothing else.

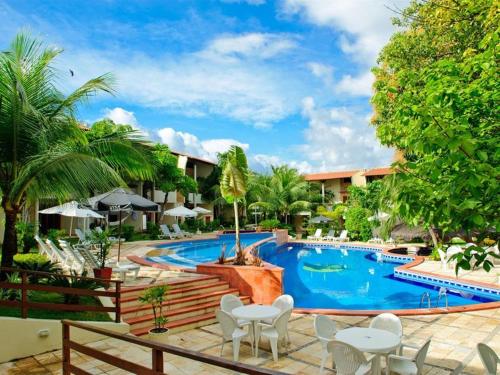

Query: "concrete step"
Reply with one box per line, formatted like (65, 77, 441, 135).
(120, 281, 232, 309)
(119, 275, 222, 299)
(126, 296, 250, 331)
(122, 288, 244, 320)
(131, 312, 218, 336)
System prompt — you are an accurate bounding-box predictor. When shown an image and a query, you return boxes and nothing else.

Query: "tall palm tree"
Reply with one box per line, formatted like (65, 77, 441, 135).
(0, 33, 153, 269)
(219, 146, 248, 265)
(249, 166, 310, 223)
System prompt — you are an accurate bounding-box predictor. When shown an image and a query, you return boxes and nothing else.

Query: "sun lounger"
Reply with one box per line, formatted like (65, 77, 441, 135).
(159, 224, 176, 239)
(307, 229, 322, 241)
(332, 230, 349, 242)
(173, 223, 193, 238)
(323, 229, 335, 241)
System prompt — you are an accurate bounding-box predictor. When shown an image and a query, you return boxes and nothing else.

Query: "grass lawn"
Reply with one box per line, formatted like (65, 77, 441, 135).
(0, 291, 112, 321)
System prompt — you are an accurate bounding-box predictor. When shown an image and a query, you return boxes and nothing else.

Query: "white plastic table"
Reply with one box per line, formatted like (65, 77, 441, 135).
(336, 327, 400, 375)
(232, 304, 280, 357)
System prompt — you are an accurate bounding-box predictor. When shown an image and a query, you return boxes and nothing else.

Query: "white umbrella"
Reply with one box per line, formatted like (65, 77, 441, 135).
(163, 206, 197, 218)
(39, 201, 104, 235)
(192, 207, 211, 215)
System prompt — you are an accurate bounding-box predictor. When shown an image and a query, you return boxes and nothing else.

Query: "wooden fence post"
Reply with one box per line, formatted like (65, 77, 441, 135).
(21, 271, 28, 319)
(62, 322, 70, 375)
(115, 282, 121, 323)
(152, 348, 164, 373)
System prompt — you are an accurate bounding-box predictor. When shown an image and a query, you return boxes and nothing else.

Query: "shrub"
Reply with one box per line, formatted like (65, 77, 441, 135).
(13, 253, 61, 283)
(259, 219, 280, 230)
(50, 270, 98, 304)
(344, 207, 372, 241)
(47, 229, 66, 243)
(16, 222, 37, 253)
(120, 225, 135, 241)
(146, 222, 160, 239)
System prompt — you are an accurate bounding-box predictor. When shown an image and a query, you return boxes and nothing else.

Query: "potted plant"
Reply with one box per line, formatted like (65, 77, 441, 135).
(89, 229, 113, 280)
(138, 285, 170, 343)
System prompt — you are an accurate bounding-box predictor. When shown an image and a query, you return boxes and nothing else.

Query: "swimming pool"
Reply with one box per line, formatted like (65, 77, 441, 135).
(259, 242, 499, 310)
(146, 232, 272, 268)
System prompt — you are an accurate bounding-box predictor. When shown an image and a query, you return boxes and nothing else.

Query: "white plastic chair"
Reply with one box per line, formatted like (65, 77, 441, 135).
(314, 315, 337, 350)
(477, 343, 499, 375)
(370, 313, 403, 373)
(45, 239, 71, 268)
(437, 248, 448, 271)
(34, 235, 55, 261)
(322, 340, 373, 375)
(58, 240, 85, 274)
(216, 310, 252, 361)
(173, 223, 193, 238)
(256, 309, 292, 362)
(261, 294, 294, 342)
(323, 229, 335, 241)
(159, 224, 174, 239)
(333, 230, 349, 242)
(220, 294, 250, 327)
(388, 339, 431, 375)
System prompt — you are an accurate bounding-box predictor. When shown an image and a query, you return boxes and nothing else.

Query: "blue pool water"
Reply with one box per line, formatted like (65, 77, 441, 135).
(147, 232, 272, 268)
(259, 243, 498, 310)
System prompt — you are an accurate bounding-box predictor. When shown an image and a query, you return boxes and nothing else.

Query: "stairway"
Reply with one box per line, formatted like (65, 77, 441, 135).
(117, 275, 250, 337)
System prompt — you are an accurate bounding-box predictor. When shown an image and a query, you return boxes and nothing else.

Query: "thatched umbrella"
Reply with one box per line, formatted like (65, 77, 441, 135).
(390, 224, 430, 242)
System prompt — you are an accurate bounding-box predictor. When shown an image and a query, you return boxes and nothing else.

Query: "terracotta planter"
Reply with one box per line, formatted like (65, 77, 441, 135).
(93, 267, 112, 280)
(147, 328, 169, 344)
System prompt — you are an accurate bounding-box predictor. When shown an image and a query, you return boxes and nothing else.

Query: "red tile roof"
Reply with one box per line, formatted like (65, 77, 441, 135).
(304, 170, 360, 181)
(362, 167, 394, 177)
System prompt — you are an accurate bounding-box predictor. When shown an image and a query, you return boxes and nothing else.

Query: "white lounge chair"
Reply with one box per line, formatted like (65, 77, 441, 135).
(314, 315, 337, 352)
(216, 310, 253, 361)
(256, 309, 292, 362)
(332, 230, 349, 242)
(172, 223, 193, 238)
(388, 339, 431, 375)
(95, 226, 123, 243)
(159, 224, 176, 240)
(307, 229, 322, 241)
(384, 237, 396, 245)
(45, 239, 71, 268)
(323, 229, 336, 241)
(74, 246, 139, 281)
(477, 342, 499, 375)
(58, 240, 86, 274)
(322, 340, 374, 375)
(368, 237, 384, 244)
(34, 235, 55, 261)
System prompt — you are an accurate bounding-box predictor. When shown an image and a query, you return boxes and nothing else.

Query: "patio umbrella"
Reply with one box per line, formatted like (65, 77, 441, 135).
(163, 206, 197, 220)
(309, 215, 332, 224)
(39, 201, 104, 236)
(192, 206, 211, 215)
(87, 188, 159, 260)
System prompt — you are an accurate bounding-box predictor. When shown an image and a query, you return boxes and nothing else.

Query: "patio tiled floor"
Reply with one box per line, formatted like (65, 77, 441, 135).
(2, 308, 499, 374)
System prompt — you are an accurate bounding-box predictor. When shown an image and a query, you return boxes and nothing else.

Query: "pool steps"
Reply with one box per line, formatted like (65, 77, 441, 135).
(114, 275, 250, 336)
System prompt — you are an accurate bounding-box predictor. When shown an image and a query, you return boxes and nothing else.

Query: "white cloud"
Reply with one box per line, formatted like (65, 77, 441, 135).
(203, 33, 296, 60)
(336, 71, 374, 96)
(282, 0, 409, 63)
(250, 154, 313, 174)
(298, 97, 393, 171)
(157, 127, 249, 162)
(103, 107, 138, 126)
(307, 62, 334, 88)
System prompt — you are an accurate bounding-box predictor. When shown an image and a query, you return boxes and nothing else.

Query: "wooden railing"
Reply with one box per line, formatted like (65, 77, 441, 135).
(0, 267, 122, 323)
(62, 320, 287, 375)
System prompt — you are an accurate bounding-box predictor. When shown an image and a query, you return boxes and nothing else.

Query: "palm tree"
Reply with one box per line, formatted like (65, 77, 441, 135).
(219, 146, 249, 265)
(0, 33, 152, 269)
(249, 166, 310, 223)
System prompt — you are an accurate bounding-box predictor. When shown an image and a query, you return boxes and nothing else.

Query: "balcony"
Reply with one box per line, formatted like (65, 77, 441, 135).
(153, 190, 177, 204)
(187, 193, 204, 204)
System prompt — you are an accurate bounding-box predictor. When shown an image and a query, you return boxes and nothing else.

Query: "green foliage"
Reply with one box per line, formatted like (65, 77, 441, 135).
(347, 181, 383, 212)
(47, 229, 67, 243)
(344, 207, 372, 241)
(50, 270, 98, 304)
(146, 222, 160, 239)
(13, 253, 61, 283)
(219, 146, 249, 264)
(16, 222, 37, 253)
(0, 32, 152, 268)
(139, 285, 170, 331)
(120, 225, 135, 241)
(0, 272, 21, 301)
(89, 229, 112, 268)
(259, 219, 281, 230)
(371, 0, 499, 258)
(316, 205, 346, 231)
(449, 244, 500, 274)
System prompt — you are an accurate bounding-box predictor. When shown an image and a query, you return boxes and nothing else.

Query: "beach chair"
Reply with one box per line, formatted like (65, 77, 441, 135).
(58, 240, 86, 274)
(323, 229, 335, 241)
(173, 223, 193, 238)
(45, 239, 71, 268)
(332, 230, 350, 242)
(159, 224, 175, 239)
(307, 229, 322, 241)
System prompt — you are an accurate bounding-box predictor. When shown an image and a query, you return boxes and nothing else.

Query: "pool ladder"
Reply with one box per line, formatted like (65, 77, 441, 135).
(419, 288, 448, 309)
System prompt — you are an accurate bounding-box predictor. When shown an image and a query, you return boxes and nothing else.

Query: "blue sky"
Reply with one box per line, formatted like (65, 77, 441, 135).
(0, 0, 409, 173)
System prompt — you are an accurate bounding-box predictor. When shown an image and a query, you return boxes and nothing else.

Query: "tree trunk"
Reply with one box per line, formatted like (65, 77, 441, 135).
(233, 200, 244, 265)
(1, 207, 19, 272)
(428, 227, 439, 248)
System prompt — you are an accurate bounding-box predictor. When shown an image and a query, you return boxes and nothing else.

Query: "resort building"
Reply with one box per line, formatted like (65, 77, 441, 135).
(304, 167, 394, 203)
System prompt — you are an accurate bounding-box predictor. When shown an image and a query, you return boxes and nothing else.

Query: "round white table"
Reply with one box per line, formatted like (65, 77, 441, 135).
(336, 327, 400, 375)
(232, 304, 280, 357)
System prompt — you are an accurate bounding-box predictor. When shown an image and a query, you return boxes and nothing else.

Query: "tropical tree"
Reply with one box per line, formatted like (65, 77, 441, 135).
(371, 0, 499, 258)
(0, 33, 152, 269)
(249, 166, 310, 223)
(219, 146, 249, 265)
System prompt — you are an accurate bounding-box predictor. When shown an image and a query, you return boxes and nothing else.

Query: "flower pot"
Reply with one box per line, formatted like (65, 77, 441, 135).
(93, 267, 112, 280)
(147, 328, 169, 344)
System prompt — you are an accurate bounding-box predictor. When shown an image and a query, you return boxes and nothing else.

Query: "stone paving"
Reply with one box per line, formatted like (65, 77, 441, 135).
(2, 308, 499, 374)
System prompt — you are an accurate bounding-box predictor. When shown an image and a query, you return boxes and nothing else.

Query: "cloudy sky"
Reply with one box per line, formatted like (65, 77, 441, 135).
(0, 0, 408, 173)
